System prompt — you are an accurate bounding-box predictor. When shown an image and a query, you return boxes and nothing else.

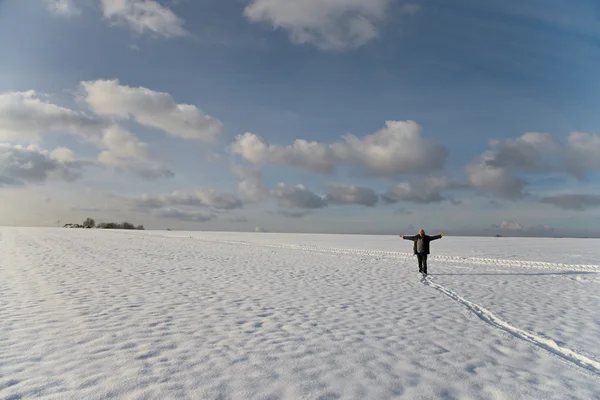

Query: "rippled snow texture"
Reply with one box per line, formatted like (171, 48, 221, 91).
(1, 228, 599, 399)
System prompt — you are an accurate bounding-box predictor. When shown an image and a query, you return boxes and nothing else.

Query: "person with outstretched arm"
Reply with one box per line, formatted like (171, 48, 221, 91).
(400, 229, 445, 276)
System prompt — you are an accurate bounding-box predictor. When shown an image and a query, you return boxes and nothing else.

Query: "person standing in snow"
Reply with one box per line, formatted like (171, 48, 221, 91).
(400, 229, 445, 275)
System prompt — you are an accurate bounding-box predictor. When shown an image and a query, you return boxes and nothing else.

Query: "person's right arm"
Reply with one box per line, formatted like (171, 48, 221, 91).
(400, 235, 416, 240)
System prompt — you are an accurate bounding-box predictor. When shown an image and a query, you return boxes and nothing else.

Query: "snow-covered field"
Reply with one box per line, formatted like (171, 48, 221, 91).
(1, 228, 599, 399)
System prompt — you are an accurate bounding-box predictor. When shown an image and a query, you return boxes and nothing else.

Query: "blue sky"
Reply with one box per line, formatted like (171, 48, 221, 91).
(1, 0, 600, 236)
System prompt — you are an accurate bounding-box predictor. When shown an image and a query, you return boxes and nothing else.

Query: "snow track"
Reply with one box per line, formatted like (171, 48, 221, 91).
(160, 232, 600, 376)
(422, 276, 600, 376)
(149, 233, 600, 272)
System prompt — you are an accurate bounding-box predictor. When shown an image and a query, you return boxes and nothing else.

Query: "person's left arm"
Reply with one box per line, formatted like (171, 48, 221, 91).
(429, 233, 445, 241)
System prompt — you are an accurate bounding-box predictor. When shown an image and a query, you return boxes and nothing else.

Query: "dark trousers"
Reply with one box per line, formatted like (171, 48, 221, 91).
(417, 253, 428, 274)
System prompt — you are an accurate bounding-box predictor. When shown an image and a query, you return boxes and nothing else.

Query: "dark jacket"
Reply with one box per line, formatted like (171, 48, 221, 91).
(403, 234, 442, 254)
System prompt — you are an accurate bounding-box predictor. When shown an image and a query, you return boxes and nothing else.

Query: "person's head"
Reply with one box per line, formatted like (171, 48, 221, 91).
(419, 229, 425, 236)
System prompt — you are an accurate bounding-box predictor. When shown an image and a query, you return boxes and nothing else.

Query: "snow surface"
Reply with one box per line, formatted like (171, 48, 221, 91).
(1, 227, 600, 399)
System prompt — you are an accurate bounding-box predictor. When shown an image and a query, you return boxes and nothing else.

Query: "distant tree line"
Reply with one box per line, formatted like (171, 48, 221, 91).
(64, 218, 144, 230)
(96, 221, 144, 230)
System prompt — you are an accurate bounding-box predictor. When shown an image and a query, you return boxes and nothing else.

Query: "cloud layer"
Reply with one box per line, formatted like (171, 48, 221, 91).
(244, 0, 391, 51)
(44, 0, 81, 17)
(0, 144, 85, 186)
(127, 189, 246, 224)
(467, 131, 600, 199)
(231, 121, 446, 177)
(134, 190, 243, 211)
(383, 177, 463, 204)
(271, 183, 328, 209)
(81, 79, 224, 142)
(0, 80, 223, 183)
(324, 183, 378, 207)
(4, 75, 600, 228)
(44, 0, 420, 52)
(98, 125, 174, 179)
(565, 132, 600, 179)
(230, 164, 269, 202)
(101, 0, 186, 38)
(229, 167, 384, 215)
(466, 157, 527, 199)
(0, 91, 103, 143)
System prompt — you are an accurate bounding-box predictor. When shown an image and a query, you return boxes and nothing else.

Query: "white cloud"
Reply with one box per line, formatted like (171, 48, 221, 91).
(324, 183, 378, 206)
(98, 125, 174, 179)
(332, 121, 446, 176)
(0, 90, 103, 143)
(271, 183, 327, 209)
(231, 165, 381, 210)
(484, 132, 563, 171)
(467, 131, 600, 198)
(465, 154, 526, 199)
(230, 120, 446, 177)
(134, 190, 243, 211)
(44, 0, 81, 17)
(106, 187, 246, 224)
(465, 132, 556, 199)
(383, 176, 466, 204)
(51, 147, 77, 163)
(244, 0, 389, 51)
(0, 143, 85, 185)
(565, 132, 600, 179)
(238, 175, 269, 202)
(101, 0, 186, 38)
(230, 133, 337, 174)
(80, 79, 223, 141)
(230, 164, 269, 202)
